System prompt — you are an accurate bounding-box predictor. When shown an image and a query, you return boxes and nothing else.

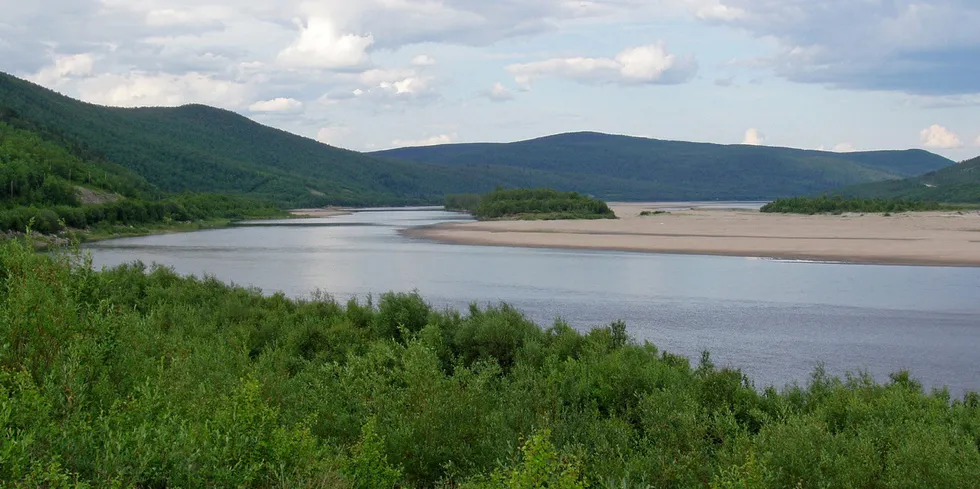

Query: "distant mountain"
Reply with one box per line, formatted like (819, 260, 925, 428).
(372, 132, 954, 201)
(833, 156, 980, 202)
(1, 72, 956, 205)
(0, 73, 509, 207)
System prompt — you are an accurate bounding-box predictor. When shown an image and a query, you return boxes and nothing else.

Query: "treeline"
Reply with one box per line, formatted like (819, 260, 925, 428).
(2, 240, 978, 487)
(446, 188, 616, 220)
(761, 196, 943, 215)
(0, 193, 283, 235)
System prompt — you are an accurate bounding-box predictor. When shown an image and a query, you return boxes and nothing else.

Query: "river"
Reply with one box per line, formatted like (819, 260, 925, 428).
(85, 208, 980, 396)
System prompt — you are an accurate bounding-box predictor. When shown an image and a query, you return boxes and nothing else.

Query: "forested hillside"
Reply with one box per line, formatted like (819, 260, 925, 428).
(1, 72, 957, 205)
(0, 117, 281, 235)
(374, 132, 954, 201)
(833, 156, 980, 202)
(0, 73, 500, 207)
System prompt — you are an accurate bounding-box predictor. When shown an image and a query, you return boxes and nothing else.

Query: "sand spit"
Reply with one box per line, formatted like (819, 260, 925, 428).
(406, 203, 980, 267)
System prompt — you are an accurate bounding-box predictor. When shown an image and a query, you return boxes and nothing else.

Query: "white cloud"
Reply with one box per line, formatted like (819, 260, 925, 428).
(484, 82, 514, 102)
(348, 68, 438, 102)
(248, 97, 303, 113)
(833, 142, 856, 153)
(76, 72, 250, 108)
(277, 17, 374, 69)
(694, 1, 980, 95)
(29, 53, 95, 86)
(411, 55, 436, 66)
(974, 135, 980, 147)
(742, 128, 765, 146)
(919, 124, 962, 149)
(317, 126, 352, 148)
(506, 42, 697, 87)
(392, 133, 457, 147)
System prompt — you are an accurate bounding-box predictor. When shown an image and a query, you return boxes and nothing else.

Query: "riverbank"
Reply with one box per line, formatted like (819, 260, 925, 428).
(407, 203, 980, 267)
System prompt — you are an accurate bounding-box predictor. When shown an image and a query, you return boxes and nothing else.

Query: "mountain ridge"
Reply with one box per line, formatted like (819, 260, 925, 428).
(832, 155, 980, 202)
(0, 71, 956, 204)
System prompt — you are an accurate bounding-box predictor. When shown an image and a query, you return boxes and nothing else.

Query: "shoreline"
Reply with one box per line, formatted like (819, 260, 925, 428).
(405, 204, 980, 268)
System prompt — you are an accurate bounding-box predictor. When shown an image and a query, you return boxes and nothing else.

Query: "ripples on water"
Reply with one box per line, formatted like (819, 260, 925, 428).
(85, 208, 980, 396)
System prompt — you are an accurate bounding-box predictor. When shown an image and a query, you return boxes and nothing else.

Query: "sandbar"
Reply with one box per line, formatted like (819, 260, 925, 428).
(289, 207, 352, 218)
(405, 203, 980, 267)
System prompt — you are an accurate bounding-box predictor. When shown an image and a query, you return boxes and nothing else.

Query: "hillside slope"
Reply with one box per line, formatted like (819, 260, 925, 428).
(834, 156, 980, 202)
(0, 73, 504, 206)
(373, 132, 954, 200)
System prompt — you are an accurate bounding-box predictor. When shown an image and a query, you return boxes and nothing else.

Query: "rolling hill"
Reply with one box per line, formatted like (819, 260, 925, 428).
(373, 132, 954, 201)
(833, 156, 980, 202)
(1, 72, 955, 205)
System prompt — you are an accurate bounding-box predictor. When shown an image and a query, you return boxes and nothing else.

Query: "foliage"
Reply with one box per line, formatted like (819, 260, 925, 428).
(761, 196, 944, 214)
(833, 155, 980, 203)
(376, 131, 954, 201)
(448, 188, 616, 220)
(0, 113, 283, 235)
(1, 239, 979, 488)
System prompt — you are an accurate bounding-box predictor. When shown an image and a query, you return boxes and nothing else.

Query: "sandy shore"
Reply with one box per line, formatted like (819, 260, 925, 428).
(288, 207, 352, 218)
(406, 203, 980, 267)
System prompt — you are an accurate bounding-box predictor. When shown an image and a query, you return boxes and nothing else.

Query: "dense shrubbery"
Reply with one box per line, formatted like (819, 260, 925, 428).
(2, 239, 978, 488)
(447, 188, 616, 220)
(761, 196, 943, 215)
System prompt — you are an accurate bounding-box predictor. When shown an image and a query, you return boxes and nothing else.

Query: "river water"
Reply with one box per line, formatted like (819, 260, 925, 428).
(85, 208, 980, 396)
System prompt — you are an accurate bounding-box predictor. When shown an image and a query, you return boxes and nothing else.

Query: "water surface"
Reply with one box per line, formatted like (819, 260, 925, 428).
(86, 209, 980, 395)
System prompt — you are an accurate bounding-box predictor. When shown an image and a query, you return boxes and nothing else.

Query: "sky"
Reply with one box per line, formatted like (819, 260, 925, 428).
(2, 0, 979, 161)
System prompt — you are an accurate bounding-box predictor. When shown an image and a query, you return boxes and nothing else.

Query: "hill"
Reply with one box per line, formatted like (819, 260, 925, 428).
(372, 132, 954, 201)
(0, 116, 282, 235)
(1, 72, 955, 205)
(832, 156, 980, 203)
(0, 73, 517, 207)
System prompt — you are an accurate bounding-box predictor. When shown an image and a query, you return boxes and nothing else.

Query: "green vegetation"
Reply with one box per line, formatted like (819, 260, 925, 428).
(2, 239, 979, 488)
(1, 72, 958, 206)
(834, 155, 980, 203)
(447, 188, 616, 220)
(0, 116, 283, 239)
(639, 210, 669, 216)
(761, 196, 943, 215)
(374, 131, 954, 201)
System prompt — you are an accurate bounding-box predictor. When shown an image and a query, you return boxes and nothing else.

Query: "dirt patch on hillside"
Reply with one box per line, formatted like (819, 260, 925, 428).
(75, 186, 122, 205)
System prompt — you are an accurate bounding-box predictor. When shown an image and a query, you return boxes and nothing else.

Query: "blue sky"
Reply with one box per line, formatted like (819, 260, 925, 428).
(2, 0, 979, 161)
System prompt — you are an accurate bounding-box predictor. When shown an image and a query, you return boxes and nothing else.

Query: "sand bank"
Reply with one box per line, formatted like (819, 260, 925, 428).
(406, 203, 980, 267)
(288, 207, 352, 218)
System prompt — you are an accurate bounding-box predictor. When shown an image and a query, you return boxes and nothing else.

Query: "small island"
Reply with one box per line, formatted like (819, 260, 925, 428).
(761, 196, 943, 215)
(445, 188, 616, 220)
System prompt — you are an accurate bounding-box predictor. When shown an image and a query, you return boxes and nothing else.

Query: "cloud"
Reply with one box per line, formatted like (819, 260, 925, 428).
(974, 135, 980, 147)
(317, 126, 352, 148)
(742, 128, 765, 145)
(29, 53, 96, 86)
(277, 17, 374, 69)
(248, 97, 303, 113)
(392, 133, 458, 147)
(832, 142, 855, 153)
(919, 124, 962, 149)
(507, 42, 697, 87)
(695, 1, 980, 95)
(76, 72, 251, 108)
(714, 76, 735, 87)
(345, 68, 439, 103)
(411, 55, 436, 66)
(483, 82, 514, 102)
